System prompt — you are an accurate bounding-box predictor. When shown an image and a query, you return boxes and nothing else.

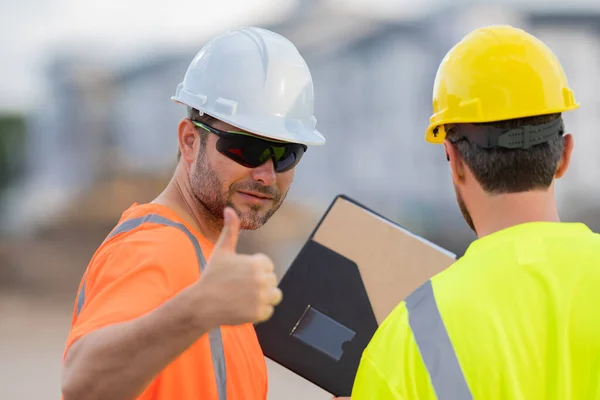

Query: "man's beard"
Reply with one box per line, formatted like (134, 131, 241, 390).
(455, 184, 476, 234)
(190, 149, 287, 230)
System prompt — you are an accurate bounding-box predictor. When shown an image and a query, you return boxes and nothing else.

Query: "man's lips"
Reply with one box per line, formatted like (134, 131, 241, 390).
(238, 191, 273, 200)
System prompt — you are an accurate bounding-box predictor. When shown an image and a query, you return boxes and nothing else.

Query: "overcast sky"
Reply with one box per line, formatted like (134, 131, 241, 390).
(0, 0, 298, 113)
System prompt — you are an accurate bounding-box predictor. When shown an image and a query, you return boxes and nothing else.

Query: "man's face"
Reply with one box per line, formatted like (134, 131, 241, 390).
(189, 120, 295, 230)
(454, 183, 476, 233)
(445, 138, 477, 234)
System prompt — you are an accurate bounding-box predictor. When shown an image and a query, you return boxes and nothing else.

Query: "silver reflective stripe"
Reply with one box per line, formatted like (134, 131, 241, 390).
(75, 213, 227, 400)
(76, 277, 86, 316)
(405, 280, 472, 400)
(209, 327, 227, 400)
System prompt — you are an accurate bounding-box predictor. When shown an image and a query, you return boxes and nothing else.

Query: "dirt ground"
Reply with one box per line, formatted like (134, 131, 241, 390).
(0, 291, 72, 399)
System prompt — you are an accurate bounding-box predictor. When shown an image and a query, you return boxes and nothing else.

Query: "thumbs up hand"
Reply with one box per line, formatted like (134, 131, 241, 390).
(195, 207, 283, 328)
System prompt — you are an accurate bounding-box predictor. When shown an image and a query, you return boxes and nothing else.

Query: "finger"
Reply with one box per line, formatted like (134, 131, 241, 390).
(263, 272, 277, 289)
(269, 287, 283, 306)
(258, 305, 275, 323)
(252, 253, 274, 273)
(214, 207, 240, 253)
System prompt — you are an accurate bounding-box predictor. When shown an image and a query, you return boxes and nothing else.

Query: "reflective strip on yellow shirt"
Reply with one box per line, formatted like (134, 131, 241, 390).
(406, 280, 472, 399)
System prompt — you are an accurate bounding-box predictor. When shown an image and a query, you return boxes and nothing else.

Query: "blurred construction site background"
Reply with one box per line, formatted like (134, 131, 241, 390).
(2, 0, 600, 398)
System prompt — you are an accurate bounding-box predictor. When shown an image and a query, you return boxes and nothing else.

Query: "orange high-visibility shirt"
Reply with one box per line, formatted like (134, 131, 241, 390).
(63, 203, 268, 400)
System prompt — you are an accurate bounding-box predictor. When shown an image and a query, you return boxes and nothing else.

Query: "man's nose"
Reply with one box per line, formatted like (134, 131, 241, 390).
(251, 158, 276, 185)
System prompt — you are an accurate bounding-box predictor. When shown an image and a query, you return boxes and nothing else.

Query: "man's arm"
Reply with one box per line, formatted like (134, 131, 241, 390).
(61, 284, 213, 400)
(62, 208, 283, 400)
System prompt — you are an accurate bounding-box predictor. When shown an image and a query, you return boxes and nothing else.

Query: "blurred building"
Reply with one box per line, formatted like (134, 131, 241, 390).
(3, 1, 600, 264)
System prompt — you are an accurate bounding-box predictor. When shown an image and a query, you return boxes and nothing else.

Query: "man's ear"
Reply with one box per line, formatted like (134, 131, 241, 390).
(178, 119, 199, 163)
(443, 139, 466, 185)
(555, 133, 574, 179)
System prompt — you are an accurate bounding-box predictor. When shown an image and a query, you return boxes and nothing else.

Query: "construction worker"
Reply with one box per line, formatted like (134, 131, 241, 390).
(348, 25, 600, 399)
(61, 27, 325, 400)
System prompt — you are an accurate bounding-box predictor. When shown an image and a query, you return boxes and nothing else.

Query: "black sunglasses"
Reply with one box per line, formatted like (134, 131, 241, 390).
(192, 121, 307, 173)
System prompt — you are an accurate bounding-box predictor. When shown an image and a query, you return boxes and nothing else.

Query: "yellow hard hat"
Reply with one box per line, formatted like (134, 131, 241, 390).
(425, 25, 579, 144)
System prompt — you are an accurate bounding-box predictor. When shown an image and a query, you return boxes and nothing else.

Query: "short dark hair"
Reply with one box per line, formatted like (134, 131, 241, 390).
(177, 108, 218, 161)
(446, 113, 565, 194)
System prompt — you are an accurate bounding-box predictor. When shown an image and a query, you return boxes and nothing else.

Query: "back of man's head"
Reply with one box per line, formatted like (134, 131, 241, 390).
(425, 25, 579, 186)
(446, 113, 565, 194)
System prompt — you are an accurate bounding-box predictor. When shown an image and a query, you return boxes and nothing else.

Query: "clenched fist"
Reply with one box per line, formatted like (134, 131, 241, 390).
(195, 207, 283, 328)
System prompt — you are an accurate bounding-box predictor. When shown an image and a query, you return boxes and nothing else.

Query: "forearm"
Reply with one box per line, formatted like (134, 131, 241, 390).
(62, 284, 214, 400)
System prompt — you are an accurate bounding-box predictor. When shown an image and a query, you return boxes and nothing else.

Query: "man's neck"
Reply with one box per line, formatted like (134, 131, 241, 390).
(152, 171, 223, 243)
(472, 190, 561, 238)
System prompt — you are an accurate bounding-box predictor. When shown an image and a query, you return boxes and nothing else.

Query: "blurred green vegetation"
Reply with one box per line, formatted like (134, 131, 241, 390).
(0, 113, 26, 194)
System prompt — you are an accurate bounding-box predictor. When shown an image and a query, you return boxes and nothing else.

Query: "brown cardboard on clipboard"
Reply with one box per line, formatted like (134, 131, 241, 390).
(313, 194, 456, 324)
(255, 194, 456, 398)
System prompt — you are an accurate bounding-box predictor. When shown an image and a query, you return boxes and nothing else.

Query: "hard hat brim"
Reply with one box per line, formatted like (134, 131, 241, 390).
(425, 102, 580, 144)
(172, 97, 326, 146)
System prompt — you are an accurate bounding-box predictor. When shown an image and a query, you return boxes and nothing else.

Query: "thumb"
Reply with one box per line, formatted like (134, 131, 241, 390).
(214, 207, 240, 253)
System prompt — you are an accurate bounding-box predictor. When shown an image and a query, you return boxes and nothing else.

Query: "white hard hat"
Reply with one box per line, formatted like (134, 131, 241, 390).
(171, 27, 325, 146)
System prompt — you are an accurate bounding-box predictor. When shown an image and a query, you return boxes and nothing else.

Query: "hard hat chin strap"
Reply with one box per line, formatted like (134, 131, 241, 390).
(447, 118, 564, 149)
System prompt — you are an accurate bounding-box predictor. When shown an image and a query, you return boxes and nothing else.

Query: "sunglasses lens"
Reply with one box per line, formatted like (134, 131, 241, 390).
(216, 134, 305, 172)
(272, 146, 305, 172)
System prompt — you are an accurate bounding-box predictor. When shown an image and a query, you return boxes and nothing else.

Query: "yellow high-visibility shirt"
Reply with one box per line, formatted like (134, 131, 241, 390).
(351, 222, 600, 400)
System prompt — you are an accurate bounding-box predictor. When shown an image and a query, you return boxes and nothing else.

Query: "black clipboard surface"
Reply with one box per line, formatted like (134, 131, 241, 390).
(255, 194, 456, 397)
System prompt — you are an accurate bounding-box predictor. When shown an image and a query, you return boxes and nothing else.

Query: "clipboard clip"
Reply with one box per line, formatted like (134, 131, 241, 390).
(290, 304, 356, 361)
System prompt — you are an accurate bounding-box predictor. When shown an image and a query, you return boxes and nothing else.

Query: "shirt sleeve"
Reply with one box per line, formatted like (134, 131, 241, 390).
(351, 350, 405, 400)
(64, 231, 198, 356)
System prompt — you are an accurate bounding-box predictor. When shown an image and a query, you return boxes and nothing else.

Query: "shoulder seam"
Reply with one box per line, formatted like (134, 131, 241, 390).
(360, 350, 404, 398)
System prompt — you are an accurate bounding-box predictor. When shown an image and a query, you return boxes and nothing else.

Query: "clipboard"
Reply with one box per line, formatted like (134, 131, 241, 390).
(255, 194, 457, 397)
